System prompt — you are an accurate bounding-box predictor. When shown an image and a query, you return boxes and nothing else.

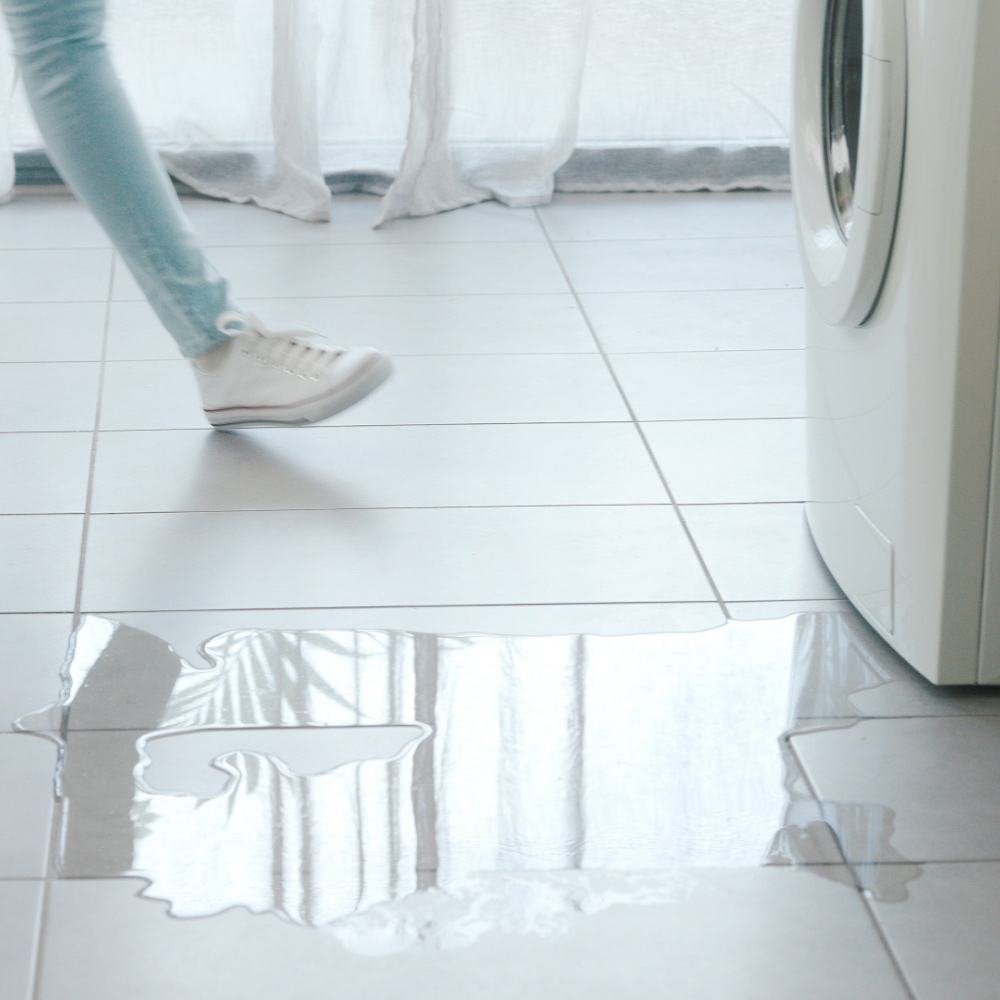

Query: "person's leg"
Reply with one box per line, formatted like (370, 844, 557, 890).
(1, 0, 231, 357)
(2, 0, 392, 427)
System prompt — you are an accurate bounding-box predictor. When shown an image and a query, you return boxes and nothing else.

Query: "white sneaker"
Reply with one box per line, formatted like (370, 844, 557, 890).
(193, 312, 393, 429)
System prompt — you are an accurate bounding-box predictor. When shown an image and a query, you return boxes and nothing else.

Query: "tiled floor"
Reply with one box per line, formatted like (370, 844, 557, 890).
(2, 189, 999, 998)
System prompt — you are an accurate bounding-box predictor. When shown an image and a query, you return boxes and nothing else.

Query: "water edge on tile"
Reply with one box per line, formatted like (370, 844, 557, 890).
(36, 868, 908, 1000)
(17, 612, 917, 906)
(869, 862, 1000, 1000)
(793, 716, 1000, 863)
(108, 604, 728, 666)
(0, 614, 74, 733)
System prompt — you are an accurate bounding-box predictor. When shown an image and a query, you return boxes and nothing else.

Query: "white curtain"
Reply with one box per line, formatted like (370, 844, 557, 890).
(0, 0, 794, 223)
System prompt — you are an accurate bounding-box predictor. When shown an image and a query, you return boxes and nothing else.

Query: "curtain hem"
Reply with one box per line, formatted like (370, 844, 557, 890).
(11, 142, 791, 206)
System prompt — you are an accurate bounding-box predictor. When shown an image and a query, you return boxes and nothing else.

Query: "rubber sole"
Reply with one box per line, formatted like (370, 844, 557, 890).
(206, 353, 394, 429)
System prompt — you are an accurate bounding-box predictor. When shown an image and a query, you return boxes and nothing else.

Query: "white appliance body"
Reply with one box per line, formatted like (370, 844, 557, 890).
(794, 0, 1000, 683)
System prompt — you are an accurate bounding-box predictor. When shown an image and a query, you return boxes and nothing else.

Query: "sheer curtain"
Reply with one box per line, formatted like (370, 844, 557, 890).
(0, 0, 794, 223)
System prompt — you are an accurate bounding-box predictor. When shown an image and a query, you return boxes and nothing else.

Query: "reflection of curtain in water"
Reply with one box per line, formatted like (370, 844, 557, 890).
(133, 753, 421, 925)
(431, 628, 797, 878)
(128, 624, 803, 923)
(48, 617, 835, 927)
(130, 627, 424, 924)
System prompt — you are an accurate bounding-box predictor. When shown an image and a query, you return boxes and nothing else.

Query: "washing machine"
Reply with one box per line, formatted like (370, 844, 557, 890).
(793, 0, 1000, 683)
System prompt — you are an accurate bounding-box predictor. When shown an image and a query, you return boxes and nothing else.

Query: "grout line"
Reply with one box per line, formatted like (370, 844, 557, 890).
(24, 867, 47, 1000)
(0, 600, 856, 618)
(0, 346, 807, 366)
(69, 256, 114, 632)
(104, 285, 804, 304)
(859, 897, 920, 1000)
(72, 600, 726, 615)
(786, 739, 919, 1000)
(27, 257, 119, 1000)
(0, 285, 804, 310)
(0, 286, 808, 306)
(534, 207, 732, 619)
(0, 501, 810, 517)
(0, 414, 807, 435)
(0, 359, 108, 365)
(109, 234, 802, 250)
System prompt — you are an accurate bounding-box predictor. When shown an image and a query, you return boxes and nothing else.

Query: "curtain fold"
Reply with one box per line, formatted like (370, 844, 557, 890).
(0, 0, 794, 222)
(376, 0, 595, 225)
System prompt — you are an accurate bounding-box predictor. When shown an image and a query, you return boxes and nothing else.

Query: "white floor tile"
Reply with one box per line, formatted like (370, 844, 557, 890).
(681, 503, 842, 602)
(0, 248, 112, 302)
(80, 506, 714, 611)
(793, 717, 1000, 862)
(98, 360, 204, 431)
(728, 600, 855, 619)
(871, 862, 1000, 1000)
(37, 870, 908, 1000)
(0, 193, 110, 248)
(0, 433, 92, 514)
(105, 294, 595, 361)
(849, 683, 1000, 719)
(554, 238, 802, 293)
(580, 289, 805, 353)
(538, 192, 795, 241)
(0, 615, 74, 733)
(0, 735, 56, 877)
(0, 303, 106, 362)
(90, 424, 666, 513)
(183, 194, 546, 245)
(0, 515, 84, 613)
(643, 419, 806, 503)
(103, 303, 182, 361)
(110, 604, 727, 665)
(0, 363, 100, 432)
(612, 351, 805, 421)
(340, 354, 628, 425)
(113, 242, 569, 300)
(0, 880, 43, 1000)
(99, 355, 629, 430)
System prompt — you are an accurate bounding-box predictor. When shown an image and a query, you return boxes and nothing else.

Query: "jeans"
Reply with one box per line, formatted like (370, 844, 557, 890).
(1, 0, 233, 357)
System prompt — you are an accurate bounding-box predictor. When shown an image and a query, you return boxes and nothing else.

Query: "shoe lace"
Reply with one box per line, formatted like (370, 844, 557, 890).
(215, 311, 342, 380)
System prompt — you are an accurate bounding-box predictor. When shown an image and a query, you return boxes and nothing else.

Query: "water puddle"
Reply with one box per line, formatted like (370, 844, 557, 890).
(17, 612, 920, 952)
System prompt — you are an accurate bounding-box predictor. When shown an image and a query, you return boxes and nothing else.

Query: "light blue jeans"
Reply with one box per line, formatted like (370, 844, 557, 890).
(2, 0, 233, 357)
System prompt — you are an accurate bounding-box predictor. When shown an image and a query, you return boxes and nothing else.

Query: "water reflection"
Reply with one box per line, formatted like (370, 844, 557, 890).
(18, 613, 916, 951)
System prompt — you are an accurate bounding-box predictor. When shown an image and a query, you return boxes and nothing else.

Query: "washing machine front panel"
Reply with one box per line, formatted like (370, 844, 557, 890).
(792, 0, 907, 327)
(800, 0, 1000, 684)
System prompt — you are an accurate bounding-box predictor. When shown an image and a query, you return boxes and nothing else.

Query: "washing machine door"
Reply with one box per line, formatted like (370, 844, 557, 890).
(793, 0, 907, 327)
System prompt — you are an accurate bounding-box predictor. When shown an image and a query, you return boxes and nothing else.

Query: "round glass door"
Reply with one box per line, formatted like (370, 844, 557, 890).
(825, 0, 864, 239)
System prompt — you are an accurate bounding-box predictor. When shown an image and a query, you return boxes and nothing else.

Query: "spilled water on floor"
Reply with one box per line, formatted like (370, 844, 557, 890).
(17, 612, 918, 953)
